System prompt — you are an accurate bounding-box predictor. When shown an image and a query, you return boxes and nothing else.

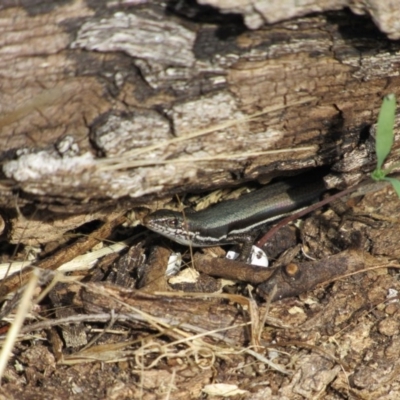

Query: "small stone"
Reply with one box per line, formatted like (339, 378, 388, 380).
(378, 318, 399, 336)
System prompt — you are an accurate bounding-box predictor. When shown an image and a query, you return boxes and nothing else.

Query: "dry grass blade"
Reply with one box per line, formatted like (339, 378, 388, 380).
(53, 282, 291, 375)
(0, 238, 132, 281)
(96, 97, 316, 171)
(0, 269, 39, 381)
(0, 213, 126, 299)
(97, 147, 316, 170)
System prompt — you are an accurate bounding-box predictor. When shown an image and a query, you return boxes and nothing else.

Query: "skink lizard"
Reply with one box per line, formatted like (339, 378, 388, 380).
(143, 177, 327, 258)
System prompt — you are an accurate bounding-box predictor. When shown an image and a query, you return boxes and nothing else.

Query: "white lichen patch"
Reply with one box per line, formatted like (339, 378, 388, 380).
(170, 92, 285, 156)
(171, 92, 245, 135)
(3, 151, 94, 182)
(2, 148, 201, 199)
(71, 12, 196, 66)
(93, 111, 171, 156)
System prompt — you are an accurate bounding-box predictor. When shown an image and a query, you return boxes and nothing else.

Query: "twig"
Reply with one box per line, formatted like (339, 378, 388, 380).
(0, 213, 126, 299)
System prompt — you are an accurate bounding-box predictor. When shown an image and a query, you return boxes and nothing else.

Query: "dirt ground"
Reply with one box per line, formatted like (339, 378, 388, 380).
(0, 181, 400, 399)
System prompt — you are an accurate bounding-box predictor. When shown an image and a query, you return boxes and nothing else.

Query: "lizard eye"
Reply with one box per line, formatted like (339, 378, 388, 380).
(167, 218, 179, 228)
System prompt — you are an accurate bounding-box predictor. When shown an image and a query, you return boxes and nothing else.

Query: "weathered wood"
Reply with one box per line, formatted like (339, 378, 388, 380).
(1, 2, 400, 246)
(200, 0, 400, 39)
(77, 284, 251, 345)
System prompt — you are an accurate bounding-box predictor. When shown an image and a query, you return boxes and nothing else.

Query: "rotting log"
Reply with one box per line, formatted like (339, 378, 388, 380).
(1, 2, 400, 247)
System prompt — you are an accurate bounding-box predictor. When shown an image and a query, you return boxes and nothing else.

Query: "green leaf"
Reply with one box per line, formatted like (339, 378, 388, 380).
(375, 93, 396, 171)
(371, 169, 386, 181)
(384, 177, 400, 197)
